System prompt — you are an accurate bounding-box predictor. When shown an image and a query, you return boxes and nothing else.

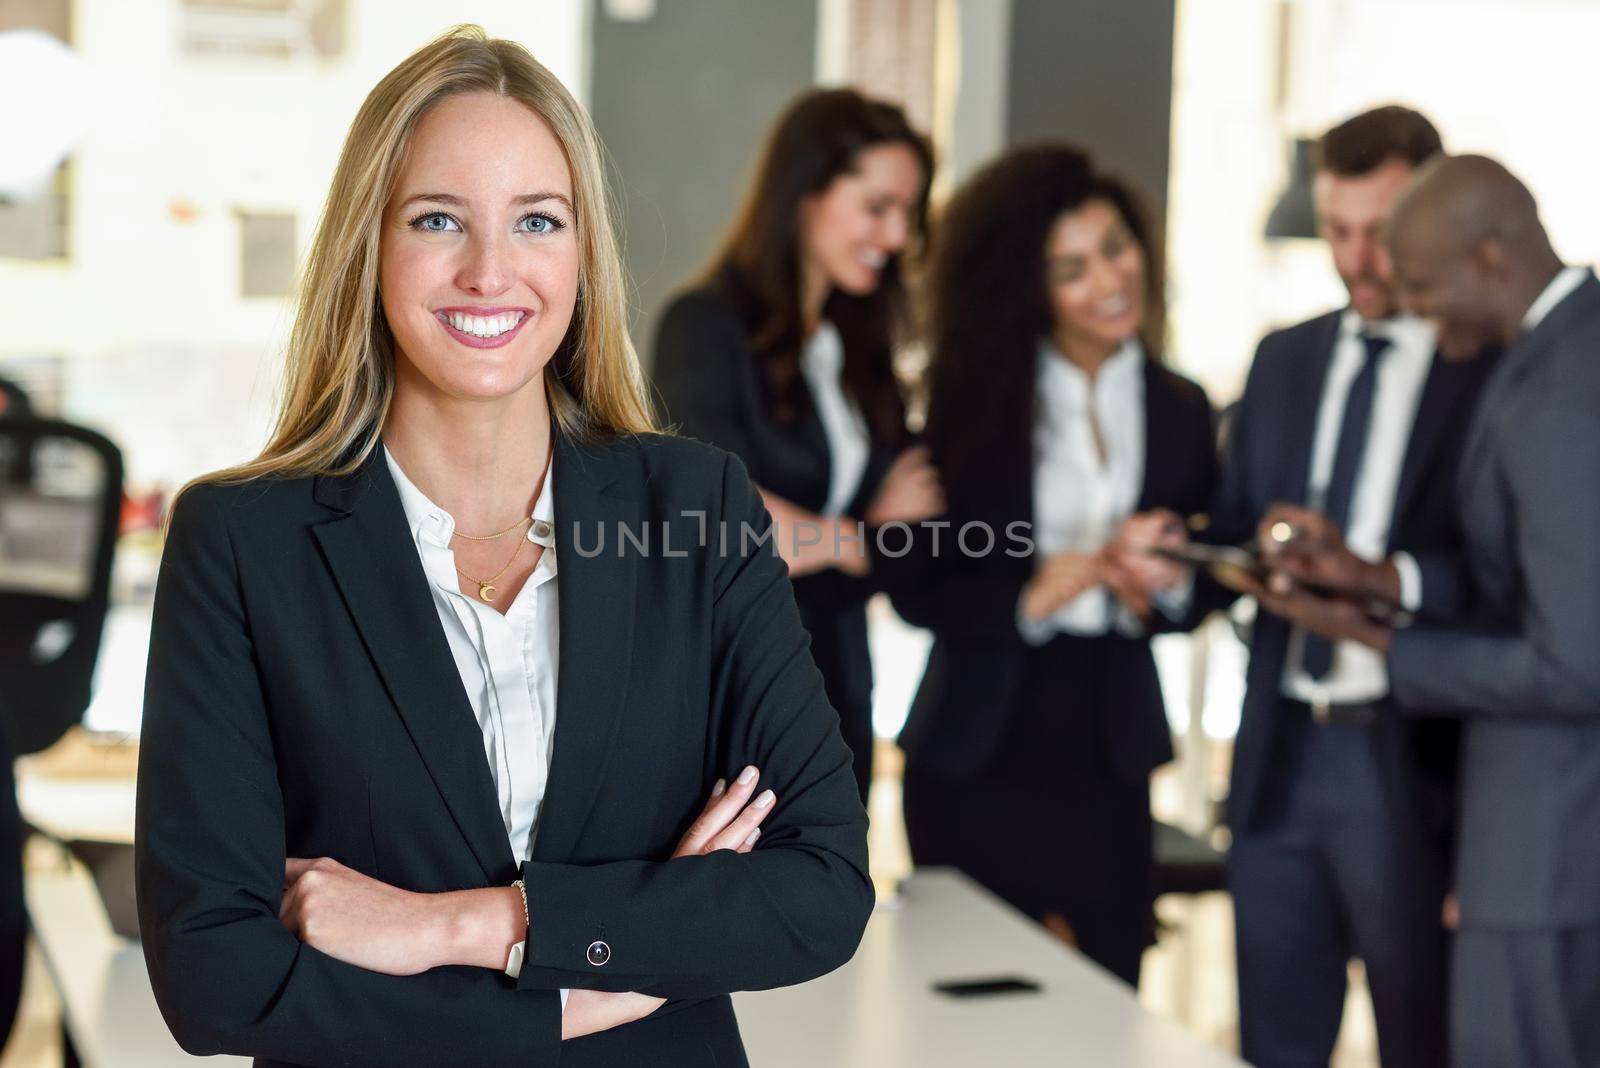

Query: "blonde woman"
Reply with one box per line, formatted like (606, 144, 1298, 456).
(134, 27, 870, 1067)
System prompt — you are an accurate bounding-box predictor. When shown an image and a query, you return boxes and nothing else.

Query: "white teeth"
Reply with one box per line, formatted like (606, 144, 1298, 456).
(860, 250, 886, 269)
(442, 311, 523, 338)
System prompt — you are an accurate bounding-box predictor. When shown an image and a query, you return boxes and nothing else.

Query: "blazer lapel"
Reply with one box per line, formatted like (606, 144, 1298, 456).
(1136, 359, 1177, 510)
(311, 451, 514, 884)
(529, 433, 640, 863)
(1281, 315, 1342, 505)
(1388, 351, 1462, 542)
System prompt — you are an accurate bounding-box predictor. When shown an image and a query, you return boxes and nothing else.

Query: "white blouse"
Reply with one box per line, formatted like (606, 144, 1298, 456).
(799, 320, 871, 517)
(1021, 338, 1147, 642)
(384, 446, 565, 991)
(384, 446, 559, 866)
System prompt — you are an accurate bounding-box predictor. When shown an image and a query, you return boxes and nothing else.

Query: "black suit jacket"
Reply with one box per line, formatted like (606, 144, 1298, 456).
(1205, 310, 1494, 841)
(1391, 272, 1600, 926)
(651, 283, 900, 781)
(135, 430, 872, 1067)
(889, 358, 1217, 782)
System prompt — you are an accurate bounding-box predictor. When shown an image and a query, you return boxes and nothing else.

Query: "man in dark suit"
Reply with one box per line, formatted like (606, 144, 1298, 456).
(1132, 107, 1490, 1067)
(1259, 154, 1600, 1068)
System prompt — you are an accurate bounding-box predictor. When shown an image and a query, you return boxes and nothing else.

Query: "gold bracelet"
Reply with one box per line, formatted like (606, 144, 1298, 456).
(513, 877, 529, 930)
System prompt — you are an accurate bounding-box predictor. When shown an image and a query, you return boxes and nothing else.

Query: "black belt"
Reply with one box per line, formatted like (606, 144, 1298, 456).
(1282, 696, 1382, 727)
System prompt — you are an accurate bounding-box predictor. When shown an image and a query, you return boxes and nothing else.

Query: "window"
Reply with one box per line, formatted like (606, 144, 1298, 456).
(237, 211, 297, 298)
(0, 0, 73, 261)
(0, 161, 69, 261)
(179, 0, 345, 61)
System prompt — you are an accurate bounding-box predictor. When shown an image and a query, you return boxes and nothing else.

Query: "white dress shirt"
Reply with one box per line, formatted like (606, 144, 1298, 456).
(384, 447, 560, 988)
(799, 320, 871, 517)
(1524, 265, 1589, 332)
(1020, 338, 1150, 641)
(1281, 311, 1435, 705)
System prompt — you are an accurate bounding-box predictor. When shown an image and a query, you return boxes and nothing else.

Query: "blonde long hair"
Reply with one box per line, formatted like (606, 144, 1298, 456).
(193, 25, 654, 490)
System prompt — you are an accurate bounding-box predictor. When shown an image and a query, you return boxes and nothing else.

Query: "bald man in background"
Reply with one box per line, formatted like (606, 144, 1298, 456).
(1254, 154, 1600, 1067)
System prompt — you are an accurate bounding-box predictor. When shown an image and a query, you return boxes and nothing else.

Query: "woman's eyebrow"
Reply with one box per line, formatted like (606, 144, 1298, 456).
(398, 191, 575, 213)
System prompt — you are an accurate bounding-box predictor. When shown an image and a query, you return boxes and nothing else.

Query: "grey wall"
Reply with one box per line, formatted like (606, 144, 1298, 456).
(587, 0, 818, 371)
(1004, 0, 1176, 210)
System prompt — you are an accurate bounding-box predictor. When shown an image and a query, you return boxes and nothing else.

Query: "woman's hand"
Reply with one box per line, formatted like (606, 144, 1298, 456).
(673, 765, 776, 857)
(1020, 551, 1104, 623)
(757, 488, 870, 578)
(1100, 510, 1189, 619)
(279, 857, 460, 976)
(561, 989, 670, 1041)
(864, 446, 944, 527)
(1106, 509, 1189, 594)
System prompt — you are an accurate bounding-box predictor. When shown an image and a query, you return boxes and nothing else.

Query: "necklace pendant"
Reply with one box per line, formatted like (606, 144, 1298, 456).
(477, 583, 496, 603)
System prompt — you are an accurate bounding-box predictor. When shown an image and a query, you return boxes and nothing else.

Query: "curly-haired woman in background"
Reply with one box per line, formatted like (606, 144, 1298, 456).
(891, 145, 1215, 987)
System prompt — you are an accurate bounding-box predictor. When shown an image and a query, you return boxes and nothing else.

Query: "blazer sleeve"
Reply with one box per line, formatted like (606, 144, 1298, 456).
(136, 487, 560, 1067)
(1405, 548, 1471, 623)
(1144, 385, 1222, 636)
(1390, 388, 1600, 718)
(880, 507, 1036, 645)
(513, 453, 873, 999)
(1185, 341, 1278, 622)
(653, 294, 760, 465)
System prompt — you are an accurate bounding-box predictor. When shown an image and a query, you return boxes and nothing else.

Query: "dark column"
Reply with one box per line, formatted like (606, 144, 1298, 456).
(1004, 0, 1176, 210)
(587, 0, 819, 367)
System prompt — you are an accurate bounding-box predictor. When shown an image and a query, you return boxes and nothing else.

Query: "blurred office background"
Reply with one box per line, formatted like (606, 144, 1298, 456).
(2, 1, 1598, 1064)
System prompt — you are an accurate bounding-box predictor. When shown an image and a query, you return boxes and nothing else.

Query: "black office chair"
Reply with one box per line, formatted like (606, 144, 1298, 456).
(1153, 820, 1227, 896)
(0, 415, 125, 755)
(0, 410, 124, 1051)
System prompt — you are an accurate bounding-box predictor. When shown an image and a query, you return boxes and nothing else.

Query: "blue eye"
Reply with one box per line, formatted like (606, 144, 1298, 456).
(517, 212, 564, 235)
(409, 211, 459, 233)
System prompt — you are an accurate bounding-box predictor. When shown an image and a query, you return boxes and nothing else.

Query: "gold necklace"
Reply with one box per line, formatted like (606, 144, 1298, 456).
(454, 534, 528, 603)
(452, 515, 534, 541)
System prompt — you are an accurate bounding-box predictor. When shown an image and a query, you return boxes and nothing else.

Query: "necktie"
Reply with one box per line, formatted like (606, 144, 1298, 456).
(1301, 332, 1390, 680)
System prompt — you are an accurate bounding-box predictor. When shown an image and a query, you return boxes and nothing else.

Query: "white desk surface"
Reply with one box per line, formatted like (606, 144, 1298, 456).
(25, 854, 248, 1067)
(735, 869, 1244, 1067)
(20, 767, 1239, 1067)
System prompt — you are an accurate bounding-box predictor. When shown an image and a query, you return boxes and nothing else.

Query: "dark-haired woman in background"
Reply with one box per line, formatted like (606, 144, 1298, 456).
(890, 146, 1215, 986)
(653, 89, 942, 805)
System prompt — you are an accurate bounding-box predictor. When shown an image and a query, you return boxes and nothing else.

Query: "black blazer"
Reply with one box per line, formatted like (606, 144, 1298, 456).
(652, 282, 900, 788)
(1391, 274, 1600, 925)
(1204, 310, 1494, 842)
(889, 358, 1217, 782)
(135, 431, 872, 1068)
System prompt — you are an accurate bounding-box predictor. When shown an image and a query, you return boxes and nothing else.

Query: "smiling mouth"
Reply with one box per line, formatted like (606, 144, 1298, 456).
(1093, 294, 1133, 318)
(434, 308, 531, 348)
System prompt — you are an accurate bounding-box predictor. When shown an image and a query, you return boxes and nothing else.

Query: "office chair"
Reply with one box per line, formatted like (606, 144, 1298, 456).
(0, 414, 124, 755)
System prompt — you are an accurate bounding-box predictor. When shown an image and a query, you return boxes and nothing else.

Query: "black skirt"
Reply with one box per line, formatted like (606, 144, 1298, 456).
(902, 633, 1155, 986)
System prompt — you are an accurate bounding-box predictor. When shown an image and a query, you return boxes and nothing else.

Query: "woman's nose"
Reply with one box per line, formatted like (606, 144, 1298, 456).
(455, 234, 512, 295)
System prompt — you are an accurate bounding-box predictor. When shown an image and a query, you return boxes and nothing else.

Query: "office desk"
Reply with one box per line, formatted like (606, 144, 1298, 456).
(20, 759, 1240, 1067)
(25, 854, 248, 1068)
(735, 868, 1243, 1067)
